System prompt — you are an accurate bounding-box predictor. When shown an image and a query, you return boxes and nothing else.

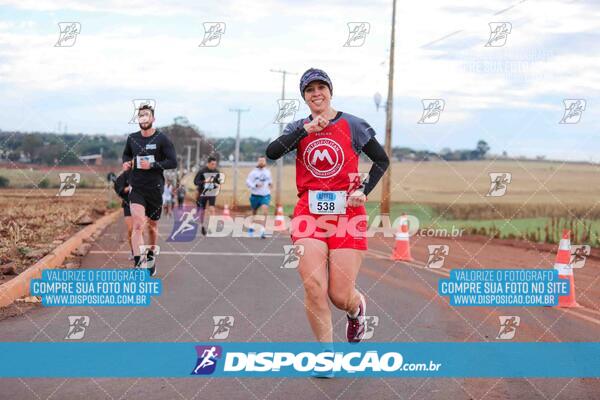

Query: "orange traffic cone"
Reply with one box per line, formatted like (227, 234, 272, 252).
(554, 229, 579, 308)
(273, 205, 286, 231)
(223, 204, 231, 217)
(391, 214, 413, 261)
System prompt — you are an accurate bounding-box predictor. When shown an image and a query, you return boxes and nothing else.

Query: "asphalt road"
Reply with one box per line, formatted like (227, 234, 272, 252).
(0, 214, 599, 400)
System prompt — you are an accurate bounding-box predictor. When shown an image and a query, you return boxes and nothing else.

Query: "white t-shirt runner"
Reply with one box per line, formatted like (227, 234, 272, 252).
(162, 184, 173, 202)
(246, 167, 272, 196)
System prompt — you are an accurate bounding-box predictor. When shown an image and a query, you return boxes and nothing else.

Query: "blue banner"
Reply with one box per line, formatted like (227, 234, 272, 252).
(30, 269, 161, 306)
(438, 269, 570, 306)
(0, 342, 598, 378)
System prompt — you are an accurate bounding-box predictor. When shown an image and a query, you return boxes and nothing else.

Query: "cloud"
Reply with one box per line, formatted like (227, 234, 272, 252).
(0, 0, 598, 160)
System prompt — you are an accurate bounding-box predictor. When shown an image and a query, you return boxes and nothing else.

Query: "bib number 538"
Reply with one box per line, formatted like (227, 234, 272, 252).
(316, 201, 335, 212)
(308, 190, 347, 214)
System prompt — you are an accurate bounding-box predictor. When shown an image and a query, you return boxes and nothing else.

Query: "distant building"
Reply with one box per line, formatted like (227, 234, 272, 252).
(19, 152, 31, 163)
(79, 154, 103, 166)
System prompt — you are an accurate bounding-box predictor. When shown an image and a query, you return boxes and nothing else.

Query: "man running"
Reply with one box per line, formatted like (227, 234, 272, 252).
(245, 156, 272, 238)
(122, 104, 177, 276)
(194, 156, 222, 236)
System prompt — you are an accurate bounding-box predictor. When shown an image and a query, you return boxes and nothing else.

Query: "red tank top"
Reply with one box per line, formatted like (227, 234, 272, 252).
(296, 113, 360, 198)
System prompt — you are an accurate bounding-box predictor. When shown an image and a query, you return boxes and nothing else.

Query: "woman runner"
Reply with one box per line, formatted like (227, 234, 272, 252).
(266, 68, 390, 346)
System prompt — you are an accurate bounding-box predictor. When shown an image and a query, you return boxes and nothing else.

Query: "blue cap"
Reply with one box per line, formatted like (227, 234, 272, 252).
(300, 68, 333, 96)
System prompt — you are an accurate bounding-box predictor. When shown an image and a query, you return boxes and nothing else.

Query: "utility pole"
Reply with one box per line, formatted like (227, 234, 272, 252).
(270, 69, 296, 208)
(185, 145, 192, 173)
(380, 0, 397, 215)
(193, 137, 202, 170)
(229, 108, 249, 209)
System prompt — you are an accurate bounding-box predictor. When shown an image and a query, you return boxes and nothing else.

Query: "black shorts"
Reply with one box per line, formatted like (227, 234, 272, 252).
(196, 196, 216, 209)
(129, 187, 162, 220)
(122, 201, 131, 217)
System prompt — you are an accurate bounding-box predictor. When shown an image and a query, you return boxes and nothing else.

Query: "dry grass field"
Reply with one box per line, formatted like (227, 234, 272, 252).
(183, 160, 599, 245)
(4, 160, 597, 216)
(0, 189, 112, 277)
(0, 166, 111, 188)
(193, 160, 600, 218)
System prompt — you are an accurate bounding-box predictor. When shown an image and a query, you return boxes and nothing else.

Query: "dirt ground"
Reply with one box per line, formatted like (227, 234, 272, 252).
(369, 232, 599, 312)
(0, 188, 113, 280)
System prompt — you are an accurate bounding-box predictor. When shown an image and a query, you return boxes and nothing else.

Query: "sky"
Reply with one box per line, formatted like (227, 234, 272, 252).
(0, 0, 598, 161)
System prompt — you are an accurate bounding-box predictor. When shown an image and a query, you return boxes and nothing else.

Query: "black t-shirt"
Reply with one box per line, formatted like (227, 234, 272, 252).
(193, 167, 222, 197)
(122, 130, 177, 190)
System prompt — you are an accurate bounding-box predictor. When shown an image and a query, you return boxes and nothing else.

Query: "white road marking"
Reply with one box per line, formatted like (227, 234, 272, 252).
(366, 248, 451, 277)
(89, 250, 282, 257)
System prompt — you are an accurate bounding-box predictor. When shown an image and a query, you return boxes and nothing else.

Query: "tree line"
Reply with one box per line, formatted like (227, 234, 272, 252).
(0, 120, 490, 166)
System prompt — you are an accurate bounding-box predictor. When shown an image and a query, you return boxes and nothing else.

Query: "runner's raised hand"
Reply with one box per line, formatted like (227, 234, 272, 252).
(304, 115, 329, 134)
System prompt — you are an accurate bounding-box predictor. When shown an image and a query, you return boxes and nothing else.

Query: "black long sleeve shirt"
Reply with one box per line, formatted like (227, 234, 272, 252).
(122, 129, 177, 190)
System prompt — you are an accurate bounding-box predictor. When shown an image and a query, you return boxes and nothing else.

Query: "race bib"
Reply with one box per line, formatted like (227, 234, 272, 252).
(308, 190, 347, 214)
(135, 155, 155, 167)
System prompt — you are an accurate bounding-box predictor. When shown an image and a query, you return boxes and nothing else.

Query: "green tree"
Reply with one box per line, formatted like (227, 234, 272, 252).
(476, 140, 490, 159)
(21, 134, 43, 162)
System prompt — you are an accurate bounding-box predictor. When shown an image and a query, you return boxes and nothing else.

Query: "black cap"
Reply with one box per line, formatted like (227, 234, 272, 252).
(300, 68, 333, 96)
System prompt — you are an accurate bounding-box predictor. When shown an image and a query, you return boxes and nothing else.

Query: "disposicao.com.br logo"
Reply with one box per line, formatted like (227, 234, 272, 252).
(190, 344, 442, 377)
